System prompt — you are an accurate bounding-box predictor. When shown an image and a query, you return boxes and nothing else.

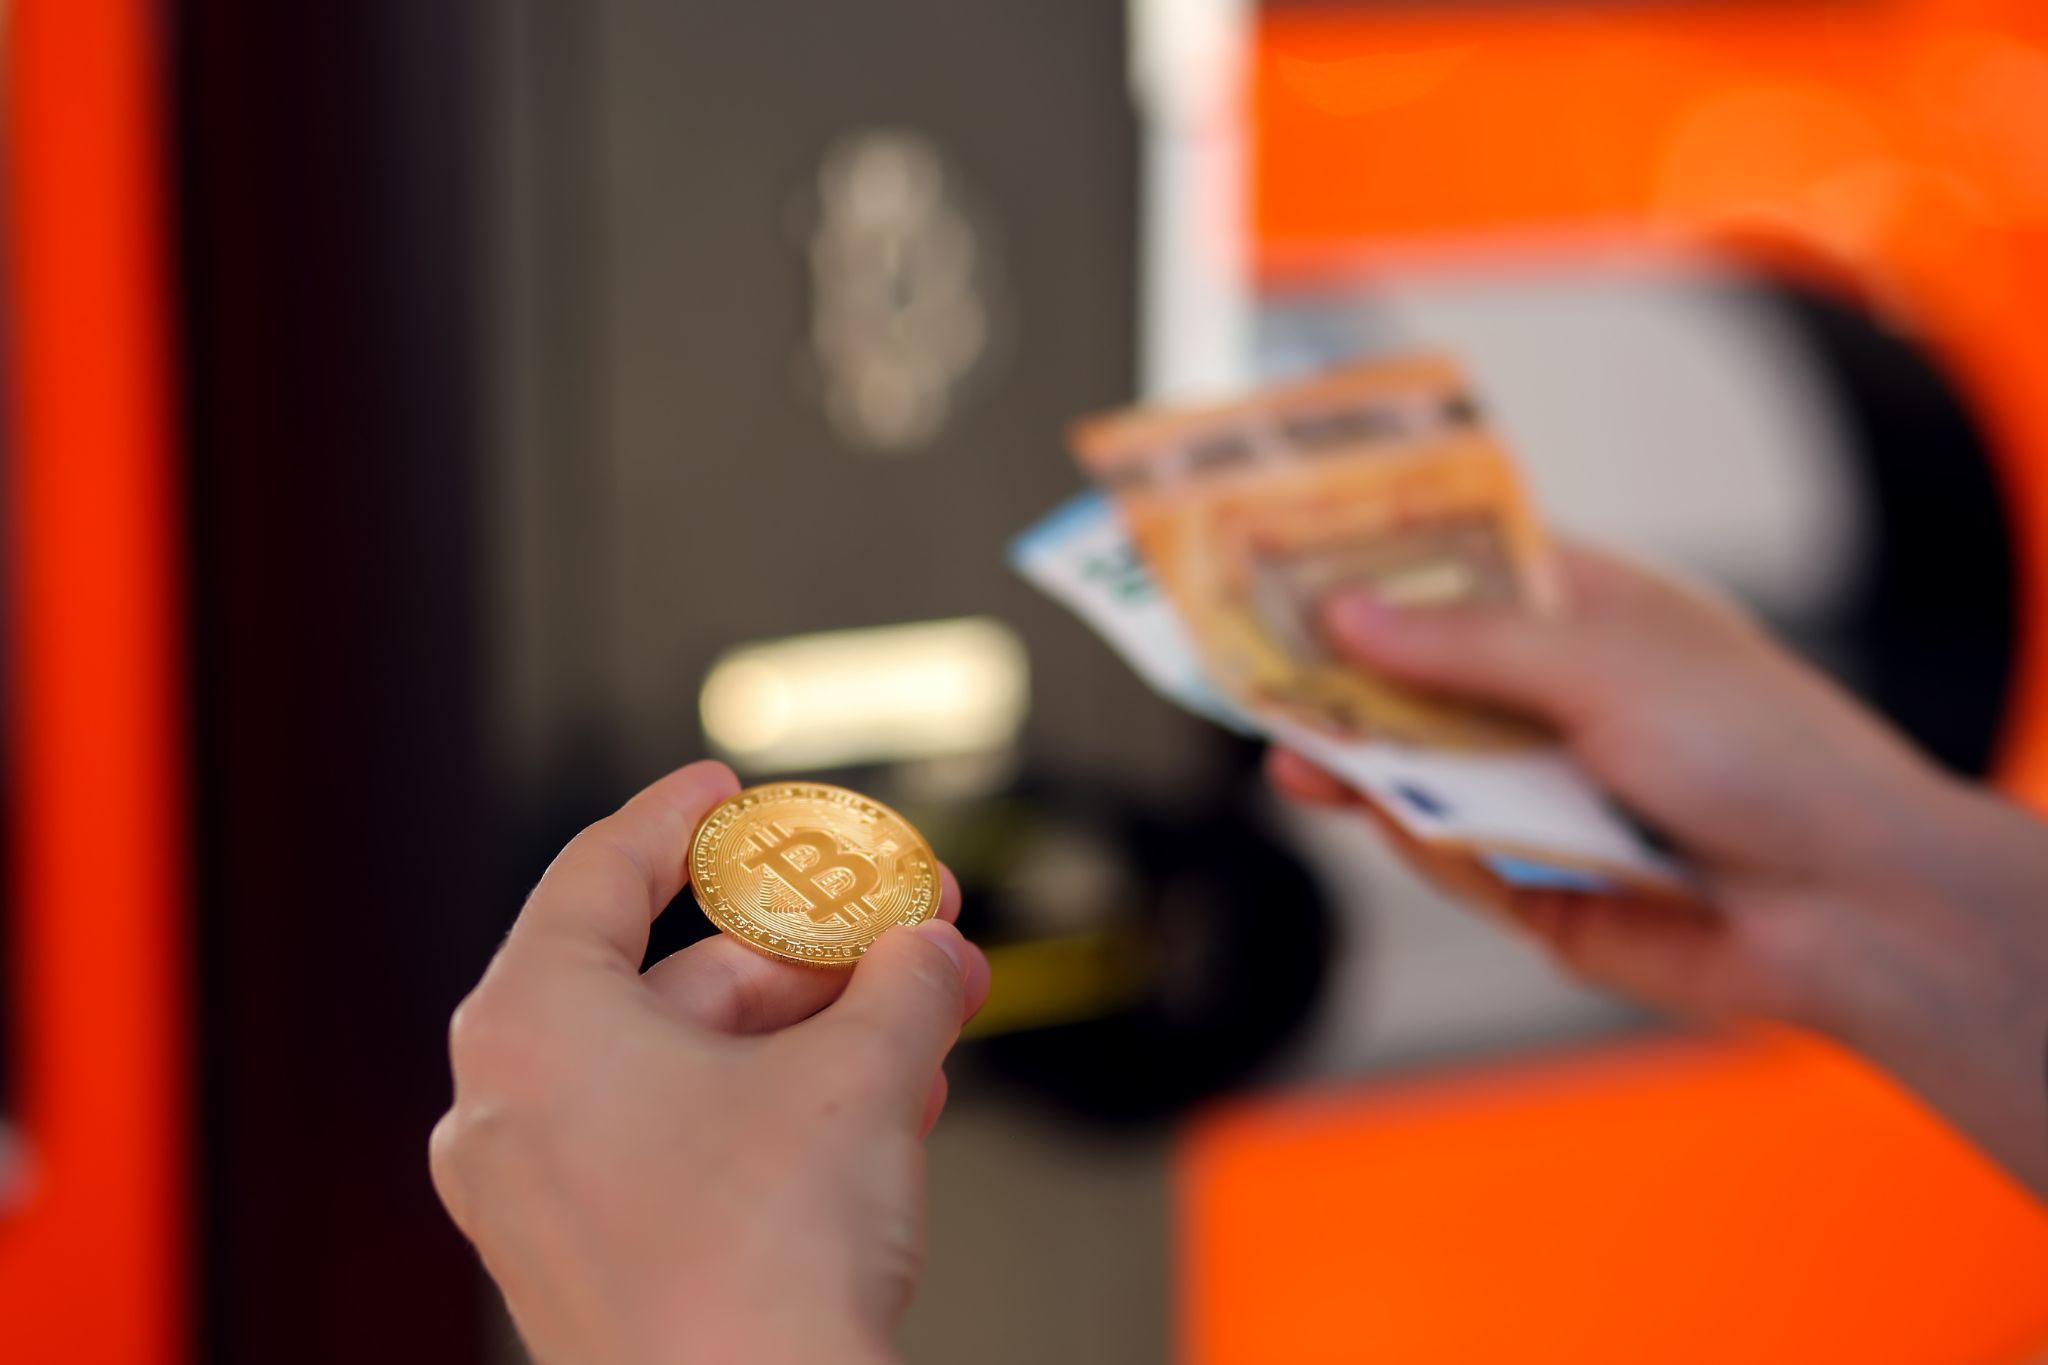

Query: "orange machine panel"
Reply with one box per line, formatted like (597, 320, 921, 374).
(0, 1, 188, 1361)
(1180, 6, 2048, 1361)
(1181, 1035, 2048, 1364)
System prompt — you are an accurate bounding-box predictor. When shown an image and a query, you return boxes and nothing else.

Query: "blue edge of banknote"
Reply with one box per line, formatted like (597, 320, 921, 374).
(1009, 491, 1621, 894)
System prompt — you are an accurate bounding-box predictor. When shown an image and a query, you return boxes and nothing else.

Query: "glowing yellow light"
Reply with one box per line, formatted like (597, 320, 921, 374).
(699, 617, 1028, 772)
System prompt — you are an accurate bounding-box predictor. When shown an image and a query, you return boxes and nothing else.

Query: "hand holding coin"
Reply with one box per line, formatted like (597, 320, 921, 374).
(430, 761, 989, 1365)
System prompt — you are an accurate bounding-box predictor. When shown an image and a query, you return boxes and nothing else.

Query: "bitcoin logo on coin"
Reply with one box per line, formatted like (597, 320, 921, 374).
(689, 782, 938, 966)
(741, 828, 882, 924)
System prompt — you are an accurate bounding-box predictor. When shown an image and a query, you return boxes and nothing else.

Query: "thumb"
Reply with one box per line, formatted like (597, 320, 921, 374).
(812, 920, 987, 1120)
(1323, 591, 1596, 729)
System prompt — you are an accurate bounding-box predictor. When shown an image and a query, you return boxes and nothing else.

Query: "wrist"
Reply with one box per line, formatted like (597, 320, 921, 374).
(668, 1297, 897, 1365)
(1805, 776, 2020, 1035)
(1801, 777, 2048, 1194)
(680, 1328, 895, 1365)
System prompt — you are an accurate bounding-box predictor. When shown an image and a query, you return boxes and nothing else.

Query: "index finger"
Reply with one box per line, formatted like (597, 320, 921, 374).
(643, 863, 964, 1032)
(1267, 746, 1516, 913)
(508, 760, 740, 971)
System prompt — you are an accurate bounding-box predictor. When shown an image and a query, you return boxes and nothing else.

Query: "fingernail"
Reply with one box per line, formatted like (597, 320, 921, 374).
(912, 918, 972, 979)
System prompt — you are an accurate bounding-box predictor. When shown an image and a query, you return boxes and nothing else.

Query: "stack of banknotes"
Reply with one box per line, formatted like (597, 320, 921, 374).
(1011, 353, 1686, 898)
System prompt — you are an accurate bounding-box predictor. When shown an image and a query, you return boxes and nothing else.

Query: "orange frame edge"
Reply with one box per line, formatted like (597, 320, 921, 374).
(0, 1, 189, 1361)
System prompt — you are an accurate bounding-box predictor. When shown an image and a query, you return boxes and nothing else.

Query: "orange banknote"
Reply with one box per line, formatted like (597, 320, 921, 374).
(1071, 354, 1559, 750)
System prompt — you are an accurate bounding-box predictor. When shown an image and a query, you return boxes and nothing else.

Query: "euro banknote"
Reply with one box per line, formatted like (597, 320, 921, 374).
(1015, 358, 1688, 896)
(1070, 354, 1556, 751)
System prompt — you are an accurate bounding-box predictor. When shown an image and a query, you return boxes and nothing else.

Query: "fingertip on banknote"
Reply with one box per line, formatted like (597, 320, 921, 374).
(1265, 746, 1354, 806)
(1323, 590, 1400, 651)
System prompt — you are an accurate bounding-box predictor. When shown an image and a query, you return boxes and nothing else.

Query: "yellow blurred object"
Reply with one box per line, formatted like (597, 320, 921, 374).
(700, 616, 1027, 772)
(963, 929, 1153, 1039)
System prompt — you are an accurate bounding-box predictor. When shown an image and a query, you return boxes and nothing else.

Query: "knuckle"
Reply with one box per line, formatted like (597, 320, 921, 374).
(445, 992, 503, 1072)
(892, 935, 966, 1010)
(426, 1112, 467, 1203)
(427, 1102, 513, 1220)
(566, 821, 652, 892)
(446, 983, 545, 1085)
(673, 948, 755, 1033)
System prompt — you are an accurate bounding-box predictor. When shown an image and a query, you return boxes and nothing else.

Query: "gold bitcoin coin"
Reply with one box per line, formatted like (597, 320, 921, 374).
(688, 782, 939, 967)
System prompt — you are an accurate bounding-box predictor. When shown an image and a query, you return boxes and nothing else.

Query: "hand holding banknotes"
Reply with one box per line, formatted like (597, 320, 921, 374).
(429, 761, 989, 1365)
(1270, 541, 2048, 1196)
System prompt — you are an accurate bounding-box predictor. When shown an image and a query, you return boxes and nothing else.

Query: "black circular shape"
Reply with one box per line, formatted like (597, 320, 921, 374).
(1755, 281, 2017, 778)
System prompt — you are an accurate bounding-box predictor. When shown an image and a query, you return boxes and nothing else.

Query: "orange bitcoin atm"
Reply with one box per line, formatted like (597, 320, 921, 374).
(1173, 2, 2048, 1360)
(0, 1, 499, 1361)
